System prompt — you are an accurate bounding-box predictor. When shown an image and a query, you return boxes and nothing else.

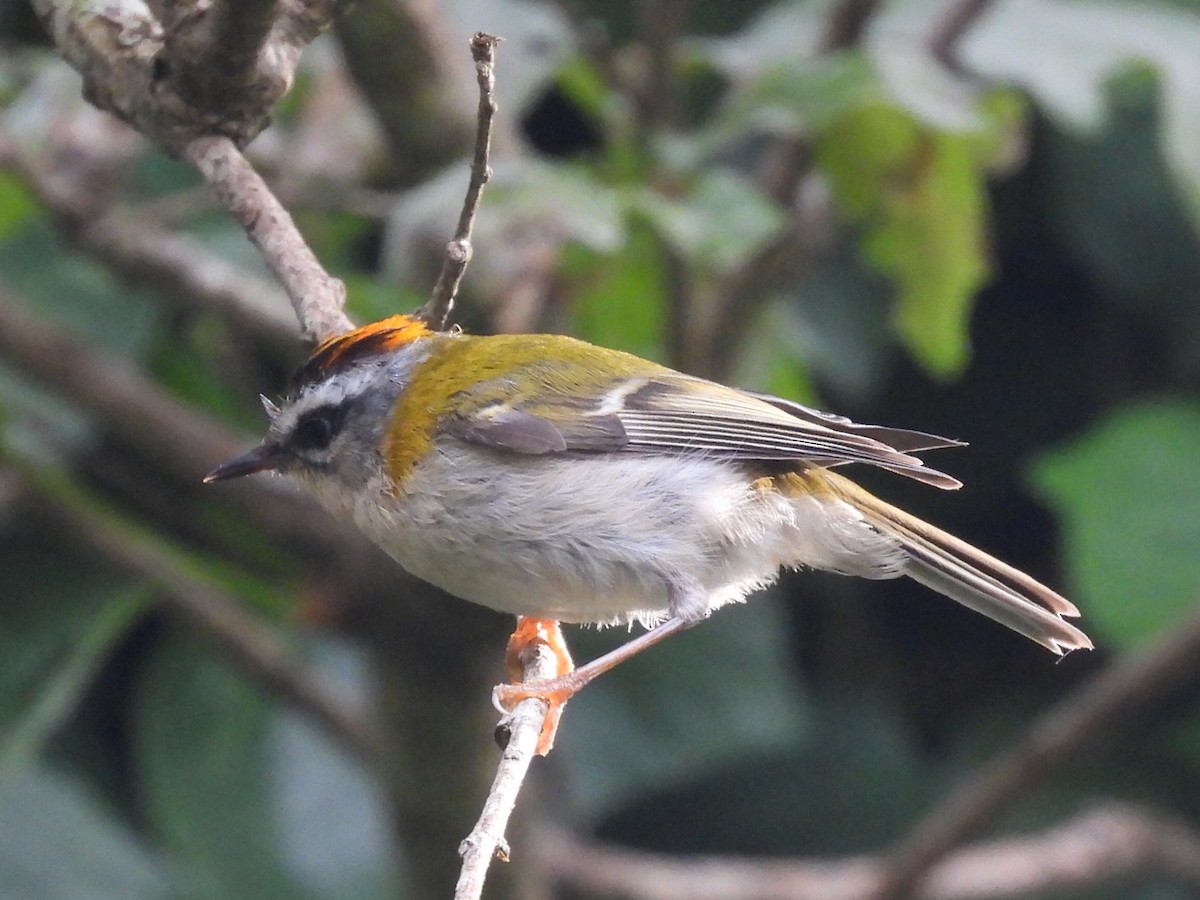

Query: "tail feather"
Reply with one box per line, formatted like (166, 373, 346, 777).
(900, 539, 1092, 655)
(832, 476, 1093, 655)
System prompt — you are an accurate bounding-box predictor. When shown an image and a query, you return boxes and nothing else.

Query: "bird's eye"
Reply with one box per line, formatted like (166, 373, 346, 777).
(291, 405, 344, 452)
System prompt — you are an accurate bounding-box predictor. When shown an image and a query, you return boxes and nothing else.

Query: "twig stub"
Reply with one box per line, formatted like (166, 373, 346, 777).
(414, 32, 501, 331)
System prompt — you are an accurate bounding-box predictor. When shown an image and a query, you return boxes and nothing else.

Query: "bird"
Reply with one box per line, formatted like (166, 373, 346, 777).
(206, 314, 1092, 751)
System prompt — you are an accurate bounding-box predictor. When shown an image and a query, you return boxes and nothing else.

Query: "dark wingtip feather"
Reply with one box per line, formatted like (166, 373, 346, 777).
(743, 391, 967, 453)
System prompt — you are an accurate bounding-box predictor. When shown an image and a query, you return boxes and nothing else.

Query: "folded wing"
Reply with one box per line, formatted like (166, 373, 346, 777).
(444, 365, 963, 489)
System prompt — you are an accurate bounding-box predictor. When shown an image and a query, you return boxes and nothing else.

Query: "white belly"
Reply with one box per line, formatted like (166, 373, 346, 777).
(331, 444, 906, 626)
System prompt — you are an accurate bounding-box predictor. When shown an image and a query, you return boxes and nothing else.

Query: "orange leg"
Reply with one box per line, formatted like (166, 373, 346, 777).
(498, 617, 574, 755)
(495, 616, 695, 755)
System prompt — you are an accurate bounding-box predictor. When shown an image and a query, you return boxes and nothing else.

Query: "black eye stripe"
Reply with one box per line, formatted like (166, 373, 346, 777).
(290, 404, 346, 452)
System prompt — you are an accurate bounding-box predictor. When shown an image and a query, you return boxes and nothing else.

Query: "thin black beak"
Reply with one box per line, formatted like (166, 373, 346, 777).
(203, 443, 288, 483)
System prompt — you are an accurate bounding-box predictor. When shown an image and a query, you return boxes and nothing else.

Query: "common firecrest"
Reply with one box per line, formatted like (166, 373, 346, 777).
(206, 315, 1091, 742)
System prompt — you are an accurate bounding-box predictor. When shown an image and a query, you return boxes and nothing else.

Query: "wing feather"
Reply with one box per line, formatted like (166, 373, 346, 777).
(443, 365, 962, 488)
(741, 390, 966, 454)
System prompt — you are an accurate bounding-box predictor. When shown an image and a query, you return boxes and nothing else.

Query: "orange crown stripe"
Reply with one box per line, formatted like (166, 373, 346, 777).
(291, 315, 432, 391)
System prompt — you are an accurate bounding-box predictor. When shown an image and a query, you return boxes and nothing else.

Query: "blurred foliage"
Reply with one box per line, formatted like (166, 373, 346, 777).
(3, 0, 1200, 898)
(1032, 401, 1200, 647)
(818, 101, 989, 374)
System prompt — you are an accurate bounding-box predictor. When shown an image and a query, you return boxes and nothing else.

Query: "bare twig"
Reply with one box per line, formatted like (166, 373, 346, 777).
(415, 32, 500, 331)
(34, 0, 351, 340)
(185, 135, 353, 343)
(820, 0, 883, 51)
(18, 462, 386, 770)
(1, 145, 299, 348)
(873, 603, 1200, 898)
(454, 633, 557, 900)
(534, 803, 1200, 899)
(928, 0, 996, 72)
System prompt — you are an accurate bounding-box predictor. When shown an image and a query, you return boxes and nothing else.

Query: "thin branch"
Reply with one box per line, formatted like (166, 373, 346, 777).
(924, 804, 1200, 898)
(185, 135, 353, 343)
(1, 144, 300, 349)
(17, 462, 386, 770)
(32, 1, 350, 342)
(820, 0, 883, 51)
(454, 633, 557, 900)
(928, 0, 996, 72)
(534, 803, 1200, 899)
(415, 32, 500, 331)
(873, 601, 1200, 898)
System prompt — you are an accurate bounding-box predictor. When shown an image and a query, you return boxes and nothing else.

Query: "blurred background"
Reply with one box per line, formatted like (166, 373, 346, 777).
(3, 0, 1200, 897)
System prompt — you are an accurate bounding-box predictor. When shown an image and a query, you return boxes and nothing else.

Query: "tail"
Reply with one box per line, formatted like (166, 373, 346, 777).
(832, 475, 1093, 655)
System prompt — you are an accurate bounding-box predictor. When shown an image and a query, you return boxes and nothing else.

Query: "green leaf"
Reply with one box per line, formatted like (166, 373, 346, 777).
(689, 53, 882, 158)
(0, 220, 162, 359)
(1029, 400, 1200, 645)
(818, 104, 988, 376)
(0, 766, 178, 900)
(728, 300, 818, 404)
(0, 172, 39, 239)
(565, 218, 665, 361)
(0, 365, 97, 467)
(634, 170, 786, 276)
(0, 527, 146, 773)
(695, 0, 825, 79)
(145, 328, 263, 429)
(133, 627, 396, 900)
(134, 627, 304, 899)
(776, 243, 898, 399)
(344, 274, 426, 326)
(960, 0, 1200, 229)
(556, 55, 615, 125)
(0, 586, 151, 784)
(490, 161, 627, 251)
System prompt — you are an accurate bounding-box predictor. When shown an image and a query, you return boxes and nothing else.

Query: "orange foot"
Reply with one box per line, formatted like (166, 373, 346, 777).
(495, 617, 575, 755)
(494, 615, 697, 755)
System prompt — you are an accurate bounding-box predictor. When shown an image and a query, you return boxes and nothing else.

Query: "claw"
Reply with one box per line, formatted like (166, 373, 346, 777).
(493, 615, 699, 755)
(496, 618, 574, 755)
